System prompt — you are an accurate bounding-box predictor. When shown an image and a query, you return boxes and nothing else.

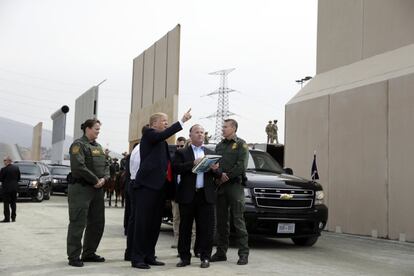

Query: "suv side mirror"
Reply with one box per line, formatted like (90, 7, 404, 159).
(283, 168, 293, 175)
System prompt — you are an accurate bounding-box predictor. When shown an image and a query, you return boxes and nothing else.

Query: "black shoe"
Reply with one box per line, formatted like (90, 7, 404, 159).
(176, 260, 190, 267)
(210, 253, 227, 262)
(146, 259, 165, 266)
(11, 218, 15, 222)
(68, 259, 84, 267)
(132, 262, 150, 269)
(124, 253, 131, 261)
(200, 259, 210, 268)
(0, 219, 10, 223)
(82, 254, 105, 262)
(237, 255, 248, 265)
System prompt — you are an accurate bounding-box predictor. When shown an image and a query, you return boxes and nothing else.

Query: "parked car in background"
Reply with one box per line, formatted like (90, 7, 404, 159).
(13, 161, 52, 202)
(47, 164, 71, 195)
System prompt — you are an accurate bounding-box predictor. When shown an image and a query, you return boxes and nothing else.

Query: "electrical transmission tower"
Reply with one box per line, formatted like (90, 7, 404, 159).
(204, 68, 237, 141)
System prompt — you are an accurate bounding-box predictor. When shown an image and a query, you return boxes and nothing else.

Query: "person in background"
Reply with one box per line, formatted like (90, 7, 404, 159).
(0, 156, 20, 223)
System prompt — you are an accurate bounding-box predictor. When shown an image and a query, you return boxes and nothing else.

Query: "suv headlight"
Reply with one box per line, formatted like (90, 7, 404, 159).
(244, 188, 252, 204)
(315, 190, 324, 205)
(29, 180, 38, 188)
(52, 179, 59, 184)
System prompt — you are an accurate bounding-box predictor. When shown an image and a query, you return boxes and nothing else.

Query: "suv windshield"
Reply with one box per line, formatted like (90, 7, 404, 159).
(50, 167, 70, 175)
(16, 164, 41, 176)
(247, 151, 283, 174)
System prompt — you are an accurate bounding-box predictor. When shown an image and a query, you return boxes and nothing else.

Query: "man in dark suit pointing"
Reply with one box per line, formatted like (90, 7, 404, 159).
(172, 124, 220, 268)
(130, 109, 192, 269)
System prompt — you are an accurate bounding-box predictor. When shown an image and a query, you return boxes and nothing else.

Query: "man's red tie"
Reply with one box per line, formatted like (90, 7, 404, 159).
(166, 161, 173, 182)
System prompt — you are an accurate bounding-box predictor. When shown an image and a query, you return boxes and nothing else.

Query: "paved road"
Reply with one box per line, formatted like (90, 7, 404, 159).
(0, 196, 413, 276)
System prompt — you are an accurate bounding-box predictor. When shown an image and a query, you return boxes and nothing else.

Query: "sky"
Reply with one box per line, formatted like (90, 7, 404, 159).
(0, 0, 317, 154)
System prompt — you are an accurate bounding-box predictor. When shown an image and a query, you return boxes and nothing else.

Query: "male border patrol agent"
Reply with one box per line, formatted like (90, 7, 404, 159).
(67, 118, 109, 267)
(211, 118, 249, 265)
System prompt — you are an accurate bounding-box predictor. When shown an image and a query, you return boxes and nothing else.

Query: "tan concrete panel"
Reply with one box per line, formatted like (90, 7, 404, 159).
(316, 0, 363, 74)
(154, 34, 168, 102)
(388, 74, 414, 241)
(329, 82, 388, 237)
(31, 122, 42, 161)
(128, 94, 178, 146)
(142, 45, 155, 108)
(166, 25, 180, 97)
(363, 0, 414, 59)
(285, 96, 330, 213)
(131, 54, 144, 111)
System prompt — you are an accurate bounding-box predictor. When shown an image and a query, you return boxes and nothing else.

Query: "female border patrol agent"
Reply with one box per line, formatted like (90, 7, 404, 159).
(66, 119, 109, 267)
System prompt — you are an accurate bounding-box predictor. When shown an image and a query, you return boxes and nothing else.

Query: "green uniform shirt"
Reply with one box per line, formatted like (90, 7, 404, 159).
(69, 135, 110, 185)
(215, 135, 249, 181)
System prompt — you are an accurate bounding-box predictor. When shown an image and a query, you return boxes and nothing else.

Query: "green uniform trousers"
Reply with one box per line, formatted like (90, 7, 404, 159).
(216, 181, 249, 257)
(67, 183, 105, 260)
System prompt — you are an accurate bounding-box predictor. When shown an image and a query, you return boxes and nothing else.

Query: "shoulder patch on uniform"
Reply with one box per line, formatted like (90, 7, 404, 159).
(232, 143, 238, 150)
(71, 145, 80, 154)
(243, 144, 248, 149)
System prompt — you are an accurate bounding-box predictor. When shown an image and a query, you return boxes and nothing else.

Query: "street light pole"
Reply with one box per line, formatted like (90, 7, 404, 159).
(295, 76, 312, 88)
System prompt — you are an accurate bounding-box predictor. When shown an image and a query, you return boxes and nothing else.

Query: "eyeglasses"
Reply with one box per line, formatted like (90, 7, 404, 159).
(176, 145, 184, 148)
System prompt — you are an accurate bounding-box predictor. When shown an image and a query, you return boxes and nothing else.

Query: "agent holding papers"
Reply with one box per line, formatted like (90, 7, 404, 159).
(172, 124, 221, 268)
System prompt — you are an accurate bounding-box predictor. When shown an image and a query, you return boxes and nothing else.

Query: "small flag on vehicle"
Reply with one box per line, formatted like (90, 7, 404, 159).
(311, 151, 319, 181)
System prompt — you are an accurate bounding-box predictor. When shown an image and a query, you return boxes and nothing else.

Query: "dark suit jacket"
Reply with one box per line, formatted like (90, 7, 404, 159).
(0, 164, 21, 193)
(134, 121, 183, 191)
(172, 146, 220, 204)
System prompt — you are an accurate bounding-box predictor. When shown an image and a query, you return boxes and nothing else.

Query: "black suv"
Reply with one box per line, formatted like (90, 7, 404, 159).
(48, 164, 71, 195)
(13, 161, 52, 202)
(243, 149, 328, 246)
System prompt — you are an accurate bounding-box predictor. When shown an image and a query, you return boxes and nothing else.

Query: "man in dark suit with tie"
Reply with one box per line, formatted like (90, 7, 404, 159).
(172, 124, 220, 268)
(0, 156, 21, 223)
(130, 109, 192, 269)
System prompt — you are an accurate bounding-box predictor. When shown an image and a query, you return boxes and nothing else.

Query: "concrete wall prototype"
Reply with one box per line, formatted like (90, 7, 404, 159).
(286, 1, 414, 241)
(129, 25, 180, 148)
(51, 106, 69, 164)
(317, 0, 414, 74)
(31, 122, 42, 161)
(74, 86, 99, 140)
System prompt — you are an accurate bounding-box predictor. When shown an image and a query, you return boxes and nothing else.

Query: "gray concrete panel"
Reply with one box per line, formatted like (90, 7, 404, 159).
(329, 82, 388, 237)
(154, 34, 168, 102)
(316, 0, 363, 74)
(388, 74, 414, 241)
(74, 86, 98, 140)
(142, 45, 155, 108)
(363, 0, 414, 59)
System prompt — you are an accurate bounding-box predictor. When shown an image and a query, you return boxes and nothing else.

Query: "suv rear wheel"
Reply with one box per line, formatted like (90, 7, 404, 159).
(33, 189, 44, 202)
(291, 236, 318, 246)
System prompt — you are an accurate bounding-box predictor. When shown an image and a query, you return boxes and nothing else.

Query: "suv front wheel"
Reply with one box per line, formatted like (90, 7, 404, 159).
(33, 189, 44, 202)
(291, 236, 319, 246)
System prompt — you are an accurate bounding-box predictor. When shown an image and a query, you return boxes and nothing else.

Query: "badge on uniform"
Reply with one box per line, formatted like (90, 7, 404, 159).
(232, 143, 238, 150)
(71, 145, 80, 154)
(92, 149, 101, 156)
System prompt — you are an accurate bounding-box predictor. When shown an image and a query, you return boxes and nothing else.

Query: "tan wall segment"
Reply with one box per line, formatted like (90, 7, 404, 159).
(328, 82, 388, 237)
(285, 96, 330, 214)
(388, 74, 414, 241)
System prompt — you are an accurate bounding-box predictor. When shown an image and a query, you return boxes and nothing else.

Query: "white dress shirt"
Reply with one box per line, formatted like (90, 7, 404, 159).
(129, 144, 141, 180)
(191, 144, 205, 189)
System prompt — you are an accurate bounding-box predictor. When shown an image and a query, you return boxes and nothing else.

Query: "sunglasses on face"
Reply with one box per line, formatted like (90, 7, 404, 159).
(177, 145, 184, 148)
